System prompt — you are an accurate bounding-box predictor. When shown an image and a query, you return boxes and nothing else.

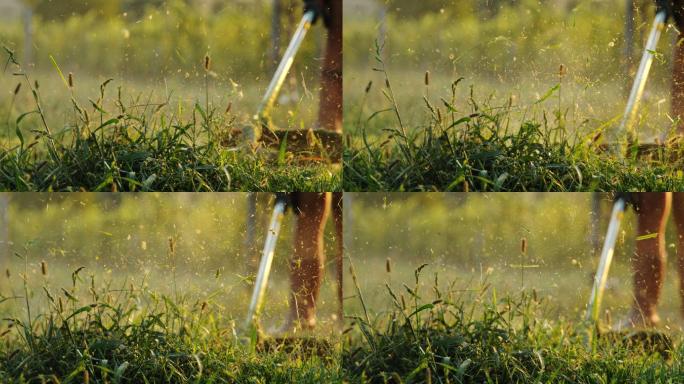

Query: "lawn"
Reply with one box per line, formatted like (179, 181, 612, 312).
(343, 1, 684, 192)
(0, 48, 340, 192)
(0, 193, 344, 382)
(343, 50, 684, 192)
(341, 193, 684, 382)
(343, 263, 684, 383)
(0, 0, 340, 192)
(0, 263, 342, 383)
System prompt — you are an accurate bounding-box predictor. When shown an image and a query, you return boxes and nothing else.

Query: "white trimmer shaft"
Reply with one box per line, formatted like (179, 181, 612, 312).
(256, 10, 316, 120)
(614, 10, 668, 153)
(586, 198, 626, 326)
(244, 197, 287, 329)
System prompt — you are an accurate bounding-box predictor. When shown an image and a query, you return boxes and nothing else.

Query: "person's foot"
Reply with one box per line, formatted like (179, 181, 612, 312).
(613, 309, 660, 330)
(269, 315, 316, 336)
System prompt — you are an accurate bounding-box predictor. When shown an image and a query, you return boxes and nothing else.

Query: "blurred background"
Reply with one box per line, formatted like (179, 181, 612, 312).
(345, 0, 678, 140)
(0, 193, 341, 331)
(345, 193, 684, 330)
(0, 0, 326, 143)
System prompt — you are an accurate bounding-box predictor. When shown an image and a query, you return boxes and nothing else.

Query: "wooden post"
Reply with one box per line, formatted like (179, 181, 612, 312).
(624, 0, 635, 78)
(343, 193, 352, 256)
(271, 0, 282, 71)
(286, 0, 298, 103)
(245, 193, 258, 273)
(590, 193, 602, 254)
(0, 194, 8, 264)
(22, 4, 33, 66)
(378, 2, 387, 54)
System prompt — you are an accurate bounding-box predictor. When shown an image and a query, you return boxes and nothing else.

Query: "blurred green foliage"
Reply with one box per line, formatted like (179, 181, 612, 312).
(346, 0, 665, 82)
(4, 193, 302, 274)
(346, 193, 647, 267)
(345, 193, 684, 328)
(387, 0, 521, 19)
(386, 0, 462, 18)
(33, 0, 122, 20)
(0, 193, 342, 332)
(5, 193, 339, 276)
(2, 0, 319, 81)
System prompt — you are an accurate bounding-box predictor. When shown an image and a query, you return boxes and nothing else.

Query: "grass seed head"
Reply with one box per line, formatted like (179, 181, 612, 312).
(365, 81, 373, 94)
(521, 238, 528, 254)
(424, 70, 430, 86)
(68, 73, 74, 88)
(204, 54, 211, 71)
(349, 263, 358, 284)
(5, 269, 9, 279)
(13, 83, 21, 95)
(386, 257, 392, 273)
(41, 261, 47, 276)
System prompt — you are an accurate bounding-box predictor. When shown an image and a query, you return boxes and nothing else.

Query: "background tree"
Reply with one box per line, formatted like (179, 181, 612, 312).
(34, 0, 121, 21)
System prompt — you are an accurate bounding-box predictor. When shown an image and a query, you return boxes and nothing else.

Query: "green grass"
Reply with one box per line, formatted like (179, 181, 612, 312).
(0, 254, 342, 383)
(0, 48, 340, 192)
(343, 45, 684, 192)
(343, 263, 684, 383)
(344, 112, 684, 192)
(343, 87, 684, 191)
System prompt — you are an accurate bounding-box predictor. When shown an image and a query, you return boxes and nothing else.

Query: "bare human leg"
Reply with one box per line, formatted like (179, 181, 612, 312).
(630, 192, 672, 326)
(288, 192, 331, 330)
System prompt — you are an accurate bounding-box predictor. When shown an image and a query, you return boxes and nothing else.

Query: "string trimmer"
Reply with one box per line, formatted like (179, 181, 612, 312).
(585, 195, 672, 356)
(244, 193, 287, 332)
(241, 10, 341, 160)
(612, 1, 672, 156)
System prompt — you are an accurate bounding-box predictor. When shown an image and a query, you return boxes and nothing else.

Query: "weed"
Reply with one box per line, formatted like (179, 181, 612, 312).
(344, 47, 684, 192)
(344, 264, 683, 383)
(0, 49, 340, 192)
(0, 251, 342, 383)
